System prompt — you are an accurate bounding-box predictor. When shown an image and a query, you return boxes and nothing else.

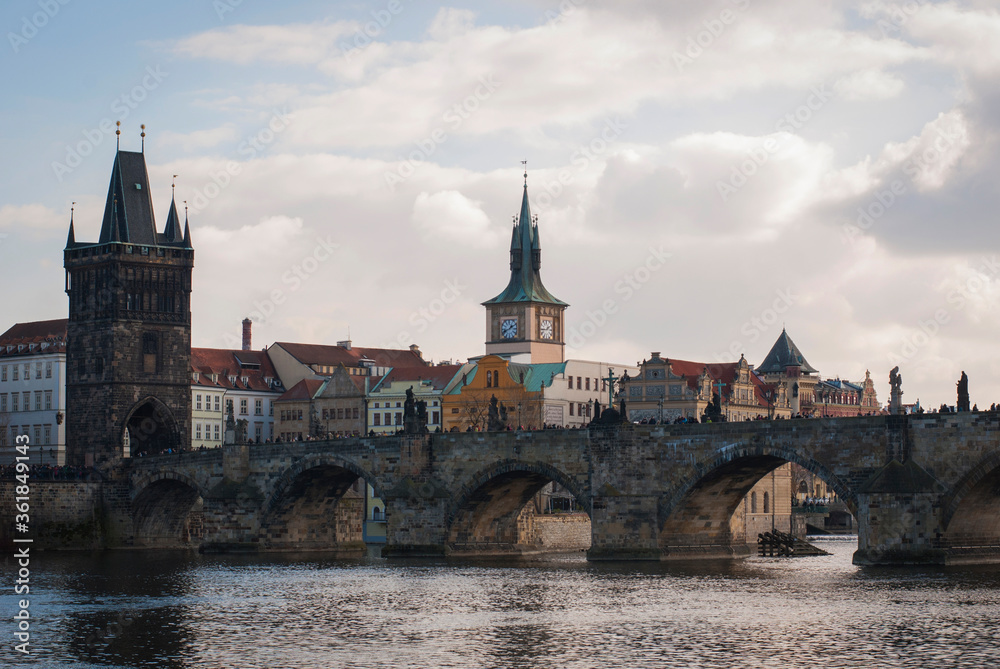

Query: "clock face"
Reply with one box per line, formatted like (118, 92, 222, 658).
(501, 319, 518, 339)
(540, 319, 553, 339)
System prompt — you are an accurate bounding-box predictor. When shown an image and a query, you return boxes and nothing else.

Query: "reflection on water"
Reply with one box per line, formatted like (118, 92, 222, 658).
(3, 538, 1000, 668)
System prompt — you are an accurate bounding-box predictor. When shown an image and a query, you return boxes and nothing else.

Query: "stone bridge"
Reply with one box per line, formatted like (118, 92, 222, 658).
(116, 413, 1000, 566)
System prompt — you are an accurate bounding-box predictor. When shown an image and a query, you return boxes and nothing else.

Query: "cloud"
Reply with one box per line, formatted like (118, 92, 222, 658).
(411, 190, 500, 248)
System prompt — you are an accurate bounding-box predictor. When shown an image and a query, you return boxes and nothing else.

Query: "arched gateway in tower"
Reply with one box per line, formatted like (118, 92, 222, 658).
(63, 142, 194, 466)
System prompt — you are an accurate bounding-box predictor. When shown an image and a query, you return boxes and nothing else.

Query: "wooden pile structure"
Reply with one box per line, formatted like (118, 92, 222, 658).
(757, 530, 830, 557)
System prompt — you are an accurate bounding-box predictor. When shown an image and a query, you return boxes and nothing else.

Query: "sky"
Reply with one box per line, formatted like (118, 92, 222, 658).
(2, 0, 1000, 409)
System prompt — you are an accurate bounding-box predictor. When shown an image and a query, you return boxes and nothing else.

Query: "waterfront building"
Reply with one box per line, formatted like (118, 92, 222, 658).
(755, 329, 819, 416)
(0, 319, 68, 464)
(623, 352, 790, 423)
(266, 340, 426, 390)
(729, 465, 795, 542)
(63, 143, 194, 465)
(814, 371, 881, 417)
(366, 364, 464, 435)
(274, 364, 370, 441)
(190, 344, 283, 449)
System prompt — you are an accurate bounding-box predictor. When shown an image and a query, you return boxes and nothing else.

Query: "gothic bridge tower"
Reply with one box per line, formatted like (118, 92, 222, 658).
(64, 135, 194, 466)
(482, 171, 568, 364)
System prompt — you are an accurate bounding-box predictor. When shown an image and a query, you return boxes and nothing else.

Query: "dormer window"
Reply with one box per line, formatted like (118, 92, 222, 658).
(228, 375, 236, 385)
(241, 376, 249, 386)
(192, 372, 200, 382)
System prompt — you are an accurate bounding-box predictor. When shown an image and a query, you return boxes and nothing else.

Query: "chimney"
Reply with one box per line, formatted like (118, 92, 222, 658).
(242, 318, 252, 351)
(409, 344, 422, 359)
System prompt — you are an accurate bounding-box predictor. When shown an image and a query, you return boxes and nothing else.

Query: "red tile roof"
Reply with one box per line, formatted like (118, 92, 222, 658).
(191, 347, 281, 393)
(0, 319, 68, 358)
(276, 378, 325, 402)
(375, 364, 464, 391)
(273, 342, 427, 369)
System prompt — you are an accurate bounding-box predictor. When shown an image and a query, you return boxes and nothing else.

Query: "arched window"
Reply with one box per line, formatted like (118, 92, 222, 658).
(763, 491, 770, 514)
(751, 492, 757, 514)
(486, 370, 493, 387)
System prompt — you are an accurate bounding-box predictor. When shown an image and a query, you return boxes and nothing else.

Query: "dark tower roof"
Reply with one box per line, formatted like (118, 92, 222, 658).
(483, 181, 567, 306)
(758, 329, 818, 374)
(99, 150, 159, 245)
(66, 149, 193, 250)
(162, 195, 183, 244)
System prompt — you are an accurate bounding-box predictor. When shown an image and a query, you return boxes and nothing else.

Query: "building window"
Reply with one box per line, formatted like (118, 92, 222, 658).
(751, 492, 757, 514)
(215, 395, 221, 412)
(384, 412, 392, 425)
(44, 424, 51, 445)
(195, 423, 202, 439)
(353, 408, 359, 419)
(23, 393, 29, 411)
(585, 377, 590, 391)
(255, 399, 263, 416)
(23, 364, 29, 380)
(196, 394, 202, 411)
(373, 414, 381, 426)
(577, 377, 581, 390)
(214, 424, 220, 441)
(337, 408, 344, 420)
(763, 492, 769, 514)
(395, 412, 402, 425)
(240, 399, 248, 415)
(567, 375, 573, 389)
(44, 391, 51, 411)
(142, 332, 158, 373)
(268, 401, 273, 416)
(11, 394, 18, 411)
(255, 423, 262, 442)
(0, 366, 5, 381)
(0, 394, 5, 411)
(431, 411, 439, 424)
(569, 403, 574, 417)
(12, 366, 18, 381)
(45, 362, 52, 379)
(33, 425, 41, 444)
(34, 363, 42, 379)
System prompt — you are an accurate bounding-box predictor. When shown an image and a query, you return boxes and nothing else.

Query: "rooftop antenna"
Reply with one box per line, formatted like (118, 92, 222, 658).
(115, 121, 121, 150)
(141, 124, 146, 152)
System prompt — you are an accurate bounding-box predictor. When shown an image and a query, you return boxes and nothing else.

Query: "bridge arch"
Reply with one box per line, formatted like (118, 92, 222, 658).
(258, 455, 382, 552)
(940, 449, 1000, 552)
(447, 459, 590, 554)
(130, 471, 205, 547)
(658, 441, 856, 556)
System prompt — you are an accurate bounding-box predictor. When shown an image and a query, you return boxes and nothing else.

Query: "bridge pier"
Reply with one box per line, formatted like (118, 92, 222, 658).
(380, 479, 451, 557)
(587, 492, 661, 560)
(853, 460, 947, 566)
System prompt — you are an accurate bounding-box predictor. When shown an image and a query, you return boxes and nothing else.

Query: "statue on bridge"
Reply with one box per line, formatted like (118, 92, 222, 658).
(487, 394, 509, 431)
(957, 371, 970, 412)
(889, 366, 904, 414)
(403, 386, 429, 435)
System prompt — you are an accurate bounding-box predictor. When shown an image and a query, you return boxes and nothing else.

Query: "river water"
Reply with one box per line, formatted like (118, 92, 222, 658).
(3, 537, 1000, 668)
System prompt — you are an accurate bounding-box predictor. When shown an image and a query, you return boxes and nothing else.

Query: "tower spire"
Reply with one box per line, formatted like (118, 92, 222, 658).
(116, 121, 121, 151)
(141, 124, 146, 153)
(66, 202, 76, 247)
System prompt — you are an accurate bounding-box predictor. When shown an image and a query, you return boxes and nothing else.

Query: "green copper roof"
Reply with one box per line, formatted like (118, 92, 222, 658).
(507, 362, 567, 392)
(483, 183, 567, 306)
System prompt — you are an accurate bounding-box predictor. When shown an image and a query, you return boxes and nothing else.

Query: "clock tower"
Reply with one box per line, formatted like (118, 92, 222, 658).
(483, 172, 568, 363)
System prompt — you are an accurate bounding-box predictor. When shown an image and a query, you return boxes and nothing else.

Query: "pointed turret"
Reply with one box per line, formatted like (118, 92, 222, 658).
(65, 206, 76, 248)
(183, 219, 192, 248)
(163, 195, 183, 244)
(484, 178, 566, 306)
